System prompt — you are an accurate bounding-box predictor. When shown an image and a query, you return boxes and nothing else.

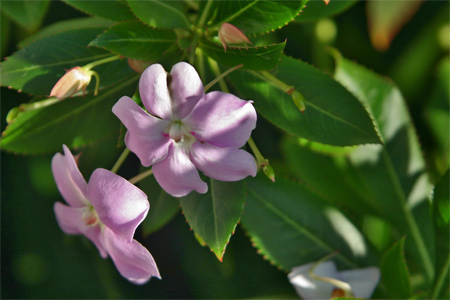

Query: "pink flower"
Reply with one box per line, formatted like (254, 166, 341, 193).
(112, 62, 257, 197)
(50, 67, 93, 100)
(52, 145, 160, 284)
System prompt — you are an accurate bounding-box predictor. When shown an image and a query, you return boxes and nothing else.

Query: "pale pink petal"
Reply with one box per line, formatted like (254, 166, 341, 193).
(169, 62, 204, 119)
(86, 168, 149, 242)
(153, 143, 208, 197)
(190, 142, 257, 181)
(288, 261, 338, 300)
(339, 267, 380, 298)
(102, 228, 160, 284)
(54, 202, 107, 258)
(185, 91, 256, 148)
(52, 145, 88, 207)
(113, 96, 171, 167)
(139, 64, 172, 119)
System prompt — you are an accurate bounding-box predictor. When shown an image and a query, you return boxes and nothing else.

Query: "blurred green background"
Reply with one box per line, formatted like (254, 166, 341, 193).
(2, 0, 448, 298)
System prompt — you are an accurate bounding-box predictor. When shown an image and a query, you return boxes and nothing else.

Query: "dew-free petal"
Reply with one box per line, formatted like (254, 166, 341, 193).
(139, 64, 172, 119)
(52, 145, 88, 207)
(190, 142, 257, 181)
(113, 96, 171, 167)
(288, 261, 338, 300)
(339, 267, 380, 298)
(153, 143, 208, 197)
(185, 91, 256, 148)
(54, 202, 108, 258)
(102, 228, 160, 284)
(86, 168, 149, 242)
(169, 62, 204, 119)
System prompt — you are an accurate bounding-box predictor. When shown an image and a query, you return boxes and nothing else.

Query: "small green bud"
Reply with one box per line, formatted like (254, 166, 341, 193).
(6, 107, 21, 124)
(291, 90, 306, 113)
(263, 164, 275, 182)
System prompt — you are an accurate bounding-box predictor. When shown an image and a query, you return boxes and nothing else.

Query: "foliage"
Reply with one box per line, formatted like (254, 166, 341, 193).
(1, 0, 448, 298)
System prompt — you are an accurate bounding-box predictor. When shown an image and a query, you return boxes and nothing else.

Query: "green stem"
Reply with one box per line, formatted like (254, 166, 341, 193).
(247, 137, 266, 165)
(431, 254, 450, 299)
(188, 30, 200, 65)
(111, 148, 130, 174)
(197, 0, 213, 27)
(83, 55, 121, 70)
(90, 70, 100, 96)
(204, 63, 243, 92)
(129, 168, 153, 185)
(19, 97, 60, 111)
(259, 71, 293, 93)
(207, 57, 229, 92)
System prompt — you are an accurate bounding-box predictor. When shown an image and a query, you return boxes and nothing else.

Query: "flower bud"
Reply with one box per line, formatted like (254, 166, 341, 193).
(218, 23, 252, 52)
(263, 164, 275, 183)
(291, 90, 306, 113)
(50, 67, 92, 100)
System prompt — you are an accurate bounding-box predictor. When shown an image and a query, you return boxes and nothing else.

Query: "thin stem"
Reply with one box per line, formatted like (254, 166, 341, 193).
(259, 71, 293, 93)
(197, 0, 212, 27)
(129, 168, 153, 185)
(83, 55, 121, 70)
(90, 70, 100, 96)
(110, 148, 130, 174)
(188, 30, 200, 65)
(247, 137, 266, 165)
(207, 57, 229, 93)
(204, 63, 243, 92)
(20, 97, 60, 111)
(431, 254, 450, 299)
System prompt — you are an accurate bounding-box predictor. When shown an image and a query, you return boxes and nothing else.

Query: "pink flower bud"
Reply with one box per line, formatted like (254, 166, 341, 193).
(218, 23, 252, 52)
(50, 67, 92, 100)
(324, 0, 330, 4)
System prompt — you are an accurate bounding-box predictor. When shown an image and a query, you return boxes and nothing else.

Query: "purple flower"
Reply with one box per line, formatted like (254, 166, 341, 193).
(52, 145, 160, 284)
(113, 62, 257, 197)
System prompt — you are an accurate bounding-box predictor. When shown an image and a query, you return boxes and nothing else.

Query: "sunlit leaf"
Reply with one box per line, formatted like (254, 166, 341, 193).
(179, 179, 246, 261)
(241, 174, 376, 271)
(228, 55, 381, 146)
(334, 53, 435, 282)
(127, 0, 190, 29)
(295, 0, 357, 22)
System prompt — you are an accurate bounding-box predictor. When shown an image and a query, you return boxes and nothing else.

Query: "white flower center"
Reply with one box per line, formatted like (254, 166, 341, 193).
(168, 121, 195, 146)
(82, 205, 99, 226)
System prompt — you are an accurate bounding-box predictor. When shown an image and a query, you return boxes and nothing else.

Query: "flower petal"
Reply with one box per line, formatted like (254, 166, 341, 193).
(113, 96, 171, 167)
(52, 145, 88, 207)
(54, 202, 107, 258)
(139, 64, 172, 119)
(185, 91, 256, 148)
(169, 62, 204, 119)
(86, 168, 149, 242)
(288, 261, 338, 300)
(190, 142, 257, 181)
(153, 143, 208, 197)
(102, 228, 160, 284)
(339, 267, 380, 298)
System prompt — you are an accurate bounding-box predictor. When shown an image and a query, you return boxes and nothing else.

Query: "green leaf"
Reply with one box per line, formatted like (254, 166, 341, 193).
(89, 21, 179, 61)
(380, 238, 412, 299)
(205, 1, 308, 36)
(334, 54, 435, 283)
(228, 55, 381, 146)
(127, 0, 190, 29)
(0, 27, 131, 96)
(431, 170, 450, 299)
(281, 137, 374, 217)
(63, 0, 135, 21)
(0, 75, 139, 154)
(138, 173, 180, 236)
(241, 174, 375, 271)
(18, 17, 115, 48)
(179, 179, 246, 261)
(200, 39, 285, 71)
(295, 0, 358, 22)
(1, 0, 50, 32)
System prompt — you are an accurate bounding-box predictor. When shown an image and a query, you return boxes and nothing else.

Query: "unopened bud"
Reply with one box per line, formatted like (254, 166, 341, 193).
(324, 0, 330, 5)
(219, 23, 252, 52)
(127, 58, 152, 74)
(50, 67, 93, 100)
(291, 90, 306, 113)
(263, 164, 275, 182)
(6, 107, 21, 124)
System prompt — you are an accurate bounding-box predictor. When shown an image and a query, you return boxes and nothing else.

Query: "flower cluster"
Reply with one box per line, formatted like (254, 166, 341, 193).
(52, 62, 258, 284)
